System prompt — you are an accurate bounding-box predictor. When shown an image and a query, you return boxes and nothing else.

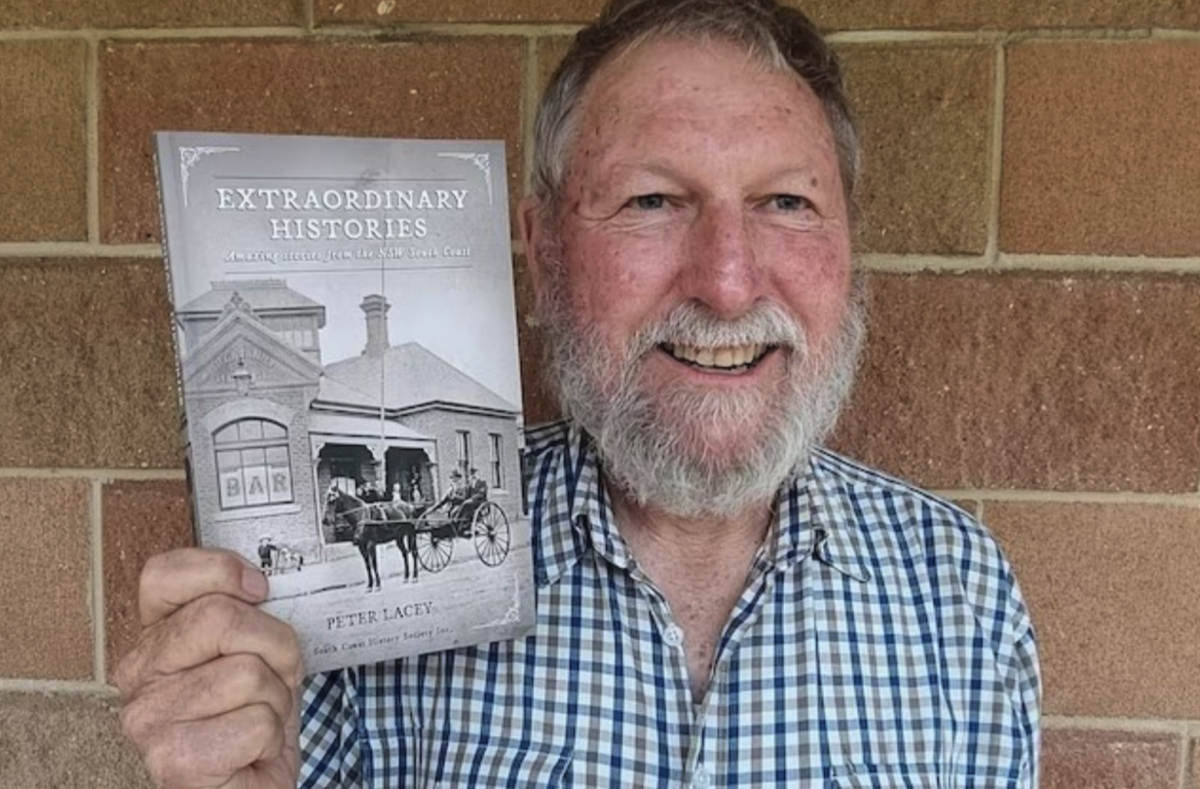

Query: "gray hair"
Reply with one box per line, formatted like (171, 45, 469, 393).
(531, 0, 862, 221)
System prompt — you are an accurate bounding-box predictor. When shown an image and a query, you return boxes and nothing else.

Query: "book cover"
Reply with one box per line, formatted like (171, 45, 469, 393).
(154, 131, 534, 673)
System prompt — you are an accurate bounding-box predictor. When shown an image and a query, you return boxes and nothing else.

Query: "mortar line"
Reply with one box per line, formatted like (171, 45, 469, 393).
(0, 25, 877, 44)
(984, 42, 1005, 266)
(994, 27, 1156, 42)
(0, 468, 185, 481)
(1042, 715, 1193, 734)
(827, 28, 1162, 45)
(521, 38, 540, 196)
(88, 26, 308, 41)
(90, 479, 107, 684)
(0, 242, 161, 258)
(0, 678, 118, 695)
(85, 37, 100, 245)
(1152, 29, 1200, 41)
(0, 25, 1183, 44)
(828, 30, 997, 44)
(929, 489, 1200, 507)
(303, 0, 315, 34)
(0, 27, 308, 42)
(998, 253, 1200, 273)
(1179, 736, 1192, 789)
(315, 22, 584, 38)
(0, 30, 93, 42)
(858, 254, 989, 272)
(859, 253, 1200, 274)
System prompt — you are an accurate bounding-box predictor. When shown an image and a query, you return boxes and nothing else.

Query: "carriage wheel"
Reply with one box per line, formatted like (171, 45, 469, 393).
(472, 502, 511, 567)
(416, 525, 454, 573)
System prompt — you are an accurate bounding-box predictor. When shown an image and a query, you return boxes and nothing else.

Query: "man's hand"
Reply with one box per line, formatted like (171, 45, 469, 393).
(114, 548, 305, 789)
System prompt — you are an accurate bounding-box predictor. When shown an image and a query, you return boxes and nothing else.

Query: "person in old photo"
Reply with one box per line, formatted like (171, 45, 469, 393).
(114, 0, 1040, 786)
(429, 468, 469, 521)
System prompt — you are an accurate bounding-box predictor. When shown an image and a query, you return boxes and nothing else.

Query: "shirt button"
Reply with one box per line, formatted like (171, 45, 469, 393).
(693, 766, 712, 789)
(663, 624, 684, 647)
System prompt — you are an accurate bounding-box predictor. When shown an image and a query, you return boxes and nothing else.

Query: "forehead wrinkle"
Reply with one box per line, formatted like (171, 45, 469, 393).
(587, 59, 831, 145)
(564, 38, 845, 210)
(582, 36, 818, 115)
(579, 107, 838, 198)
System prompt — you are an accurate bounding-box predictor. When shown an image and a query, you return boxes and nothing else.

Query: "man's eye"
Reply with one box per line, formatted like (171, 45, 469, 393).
(771, 194, 811, 211)
(628, 194, 666, 210)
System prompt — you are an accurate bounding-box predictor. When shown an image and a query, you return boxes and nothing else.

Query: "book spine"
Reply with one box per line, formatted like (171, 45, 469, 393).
(152, 134, 204, 545)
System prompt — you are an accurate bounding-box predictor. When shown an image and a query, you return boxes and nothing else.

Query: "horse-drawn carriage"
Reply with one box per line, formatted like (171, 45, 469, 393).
(412, 499, 511, 571)
(323, 488, 511, 590)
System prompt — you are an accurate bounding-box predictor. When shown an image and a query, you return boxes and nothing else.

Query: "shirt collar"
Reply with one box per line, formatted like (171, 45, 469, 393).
(533, 424, 620, 587)
(533, 425, 872, 587)
(773, 453, 873, 583)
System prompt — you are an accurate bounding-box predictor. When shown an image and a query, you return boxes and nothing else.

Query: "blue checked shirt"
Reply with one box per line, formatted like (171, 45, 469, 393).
(300, 422, 1040, 788)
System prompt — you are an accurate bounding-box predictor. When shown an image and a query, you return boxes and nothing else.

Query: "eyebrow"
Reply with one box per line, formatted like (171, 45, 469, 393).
(765, 167, 822, 185)
(602, 160, 686, 181)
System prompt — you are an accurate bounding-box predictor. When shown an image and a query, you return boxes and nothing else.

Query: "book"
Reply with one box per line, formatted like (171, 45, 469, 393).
(154, 131, 534, 673)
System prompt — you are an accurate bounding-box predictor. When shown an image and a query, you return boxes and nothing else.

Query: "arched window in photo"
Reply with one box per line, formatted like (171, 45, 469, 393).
(214, 418, 294, 510)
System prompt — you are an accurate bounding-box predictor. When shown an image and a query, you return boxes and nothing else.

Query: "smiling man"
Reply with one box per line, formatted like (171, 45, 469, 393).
(116, 1, 1040, 787)
(530, 36, 863, 525)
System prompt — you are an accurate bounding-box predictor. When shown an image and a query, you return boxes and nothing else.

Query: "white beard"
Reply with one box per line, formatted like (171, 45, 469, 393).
(538, 248, 867, 519)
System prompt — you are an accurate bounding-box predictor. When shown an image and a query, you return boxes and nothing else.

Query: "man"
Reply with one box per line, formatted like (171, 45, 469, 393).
(460, 466, 489, 522)
(429, 468, 468, 520)
(257, 535, 276, 575)
(115, 0, 1039, 786)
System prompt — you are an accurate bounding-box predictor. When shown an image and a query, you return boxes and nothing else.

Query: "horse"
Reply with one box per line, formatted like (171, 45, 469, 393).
(322, 488, 421, 591)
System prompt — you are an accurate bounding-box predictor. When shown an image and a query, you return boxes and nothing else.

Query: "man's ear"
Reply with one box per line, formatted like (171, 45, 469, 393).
(519, 195, 550, 308)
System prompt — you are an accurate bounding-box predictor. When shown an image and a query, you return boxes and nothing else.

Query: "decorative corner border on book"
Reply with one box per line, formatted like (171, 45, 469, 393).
(475, 575, 522, 628)
(180, 146, 240, 207)
(437, 152, 494, 205)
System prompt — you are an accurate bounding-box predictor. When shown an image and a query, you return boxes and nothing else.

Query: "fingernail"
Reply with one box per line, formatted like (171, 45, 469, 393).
(242, 566, 269, 599)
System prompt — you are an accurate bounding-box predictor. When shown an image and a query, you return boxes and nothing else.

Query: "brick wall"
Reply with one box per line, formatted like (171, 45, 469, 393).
(2, 2, 1198, 787)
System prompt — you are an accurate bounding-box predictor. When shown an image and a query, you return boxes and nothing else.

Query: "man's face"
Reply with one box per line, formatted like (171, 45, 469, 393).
(525, 37, 862, 517)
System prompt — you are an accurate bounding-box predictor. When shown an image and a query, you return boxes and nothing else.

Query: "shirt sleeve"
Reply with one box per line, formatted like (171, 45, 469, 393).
(949, 507, 1042, 788)
(299, 668, 364, 789)
(1006, 585, 1041, 789)
(970, 523, 1042, 789)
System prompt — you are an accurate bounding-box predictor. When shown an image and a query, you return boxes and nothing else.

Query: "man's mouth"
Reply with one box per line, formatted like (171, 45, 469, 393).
(661, 342, 773, 371)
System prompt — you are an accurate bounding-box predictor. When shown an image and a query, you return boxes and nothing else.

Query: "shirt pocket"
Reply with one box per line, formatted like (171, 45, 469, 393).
(832, 766, 938, 789)
(418, 732, 572, 789)
(834, 763, 1029, 789)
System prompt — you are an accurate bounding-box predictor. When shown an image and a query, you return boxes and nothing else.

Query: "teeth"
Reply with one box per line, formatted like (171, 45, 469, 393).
(666, 343, 767, 369)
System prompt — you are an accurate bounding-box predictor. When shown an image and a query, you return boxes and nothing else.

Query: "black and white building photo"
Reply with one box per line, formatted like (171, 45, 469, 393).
(176, 278, 522, 565)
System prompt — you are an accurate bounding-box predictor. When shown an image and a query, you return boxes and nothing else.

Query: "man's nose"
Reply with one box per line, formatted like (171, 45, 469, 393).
(680, 204, 763, 319)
